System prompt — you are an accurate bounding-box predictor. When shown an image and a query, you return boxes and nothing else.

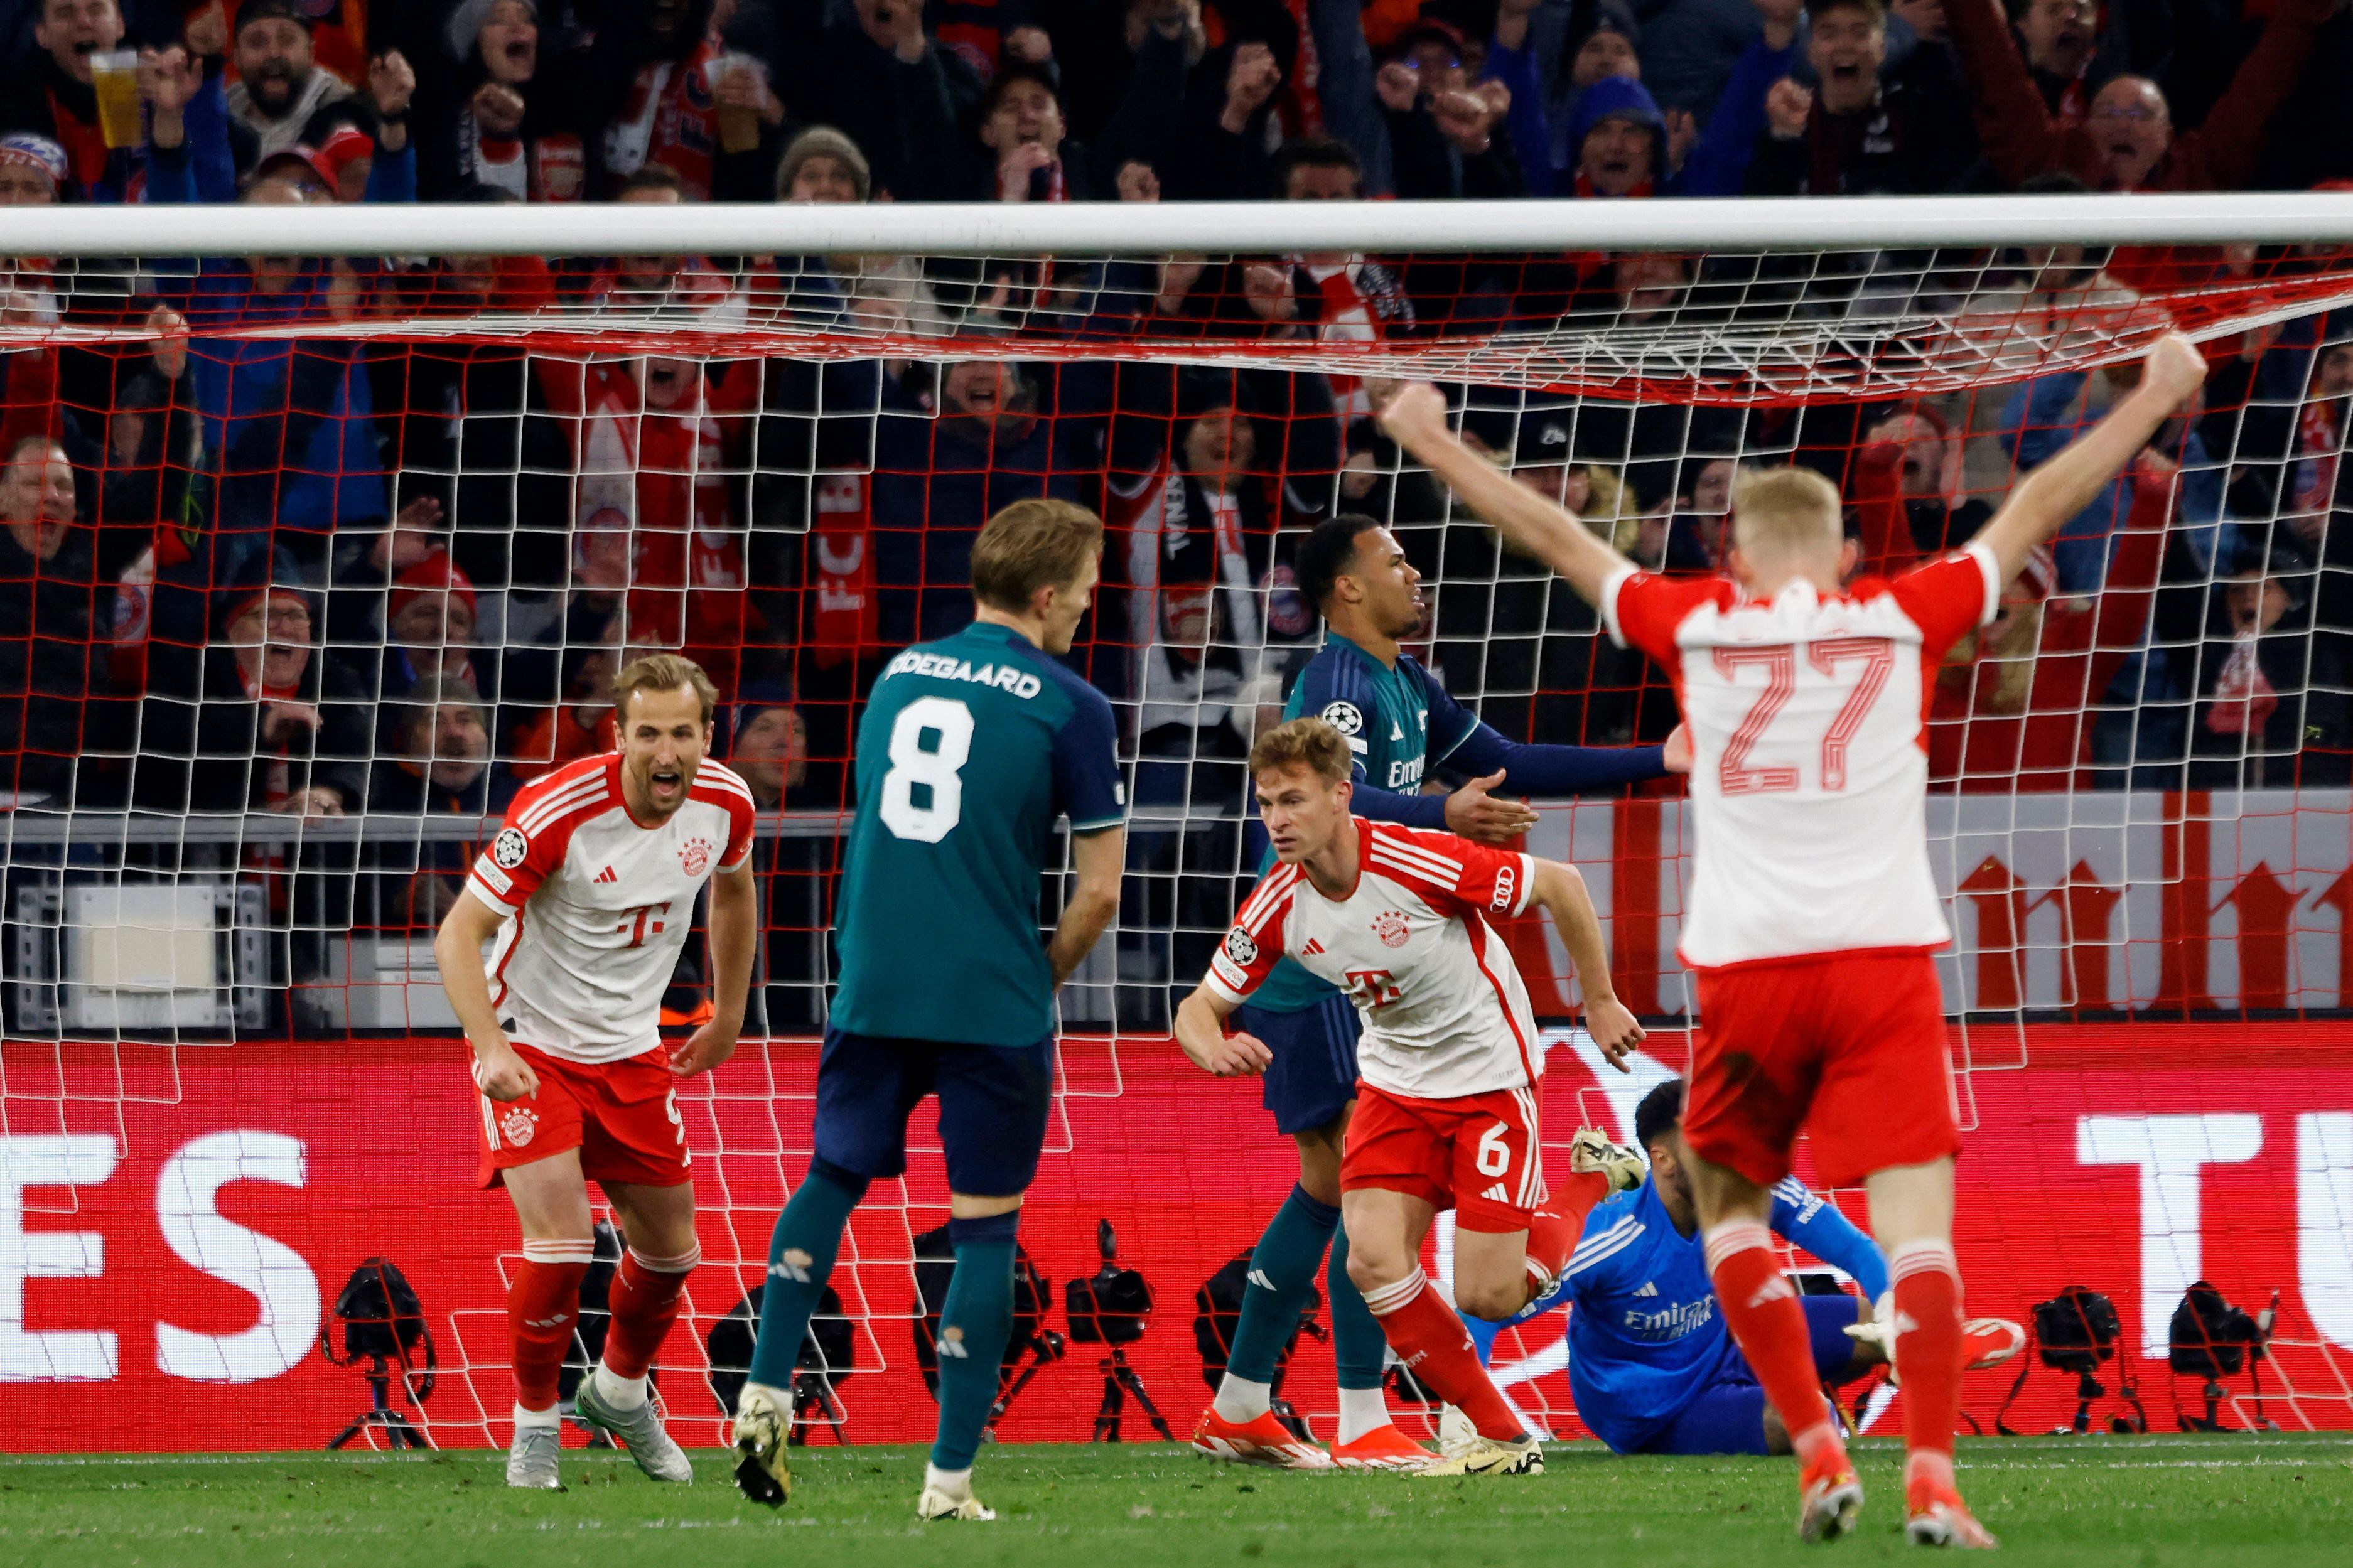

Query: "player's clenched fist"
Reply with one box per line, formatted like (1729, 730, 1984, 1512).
(473, 1039, 540, 1102)
(2141, 330, 2207, 404)
(1583, 996, 1645, 1072)
(1375, 380, 1448, 446)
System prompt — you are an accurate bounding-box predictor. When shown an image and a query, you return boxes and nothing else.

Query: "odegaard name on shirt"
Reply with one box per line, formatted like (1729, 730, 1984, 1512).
(885, 650, 1045, 700)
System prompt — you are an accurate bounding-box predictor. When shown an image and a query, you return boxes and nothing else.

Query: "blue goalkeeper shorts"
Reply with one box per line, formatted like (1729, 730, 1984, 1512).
(1635, 1295, 1871, 1456)
(1234, 994, 1360, 1136)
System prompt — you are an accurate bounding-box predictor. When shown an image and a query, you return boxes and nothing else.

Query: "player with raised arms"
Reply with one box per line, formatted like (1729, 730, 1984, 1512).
(1455, 1078, 2023, 1457)
(1192, 513, 1684, 1471)
(730, 499, 1126, 1522)
(436, 652, 760, 1490)
(1376, 335, 2209, 1542)
(1178, 716, 1645, 1478)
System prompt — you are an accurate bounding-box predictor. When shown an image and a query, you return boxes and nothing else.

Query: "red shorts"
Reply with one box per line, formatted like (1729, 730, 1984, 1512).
(1684, 950, 1961, 1190)
(475, 1041, 691, 1190)
(1340, 1082, 1547, 1233)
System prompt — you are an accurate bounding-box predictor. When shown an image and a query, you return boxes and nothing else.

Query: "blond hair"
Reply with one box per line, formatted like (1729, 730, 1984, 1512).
(971, 498, 1105, 613)
(1730, 465, 1844, 563)
(1249, 717, 1353, 785)
(613, 652, 719, 726)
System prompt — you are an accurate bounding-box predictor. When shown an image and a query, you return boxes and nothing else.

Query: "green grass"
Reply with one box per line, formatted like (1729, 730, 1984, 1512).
(3, 1437, 2350, 1568)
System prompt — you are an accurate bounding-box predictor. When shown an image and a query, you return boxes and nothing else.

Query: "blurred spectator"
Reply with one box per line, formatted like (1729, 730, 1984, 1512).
(746, 0, 977, 204)
(1559, 74, 1674, 196)
(577, 166, 748, 322)
(1851, 402, 1990, 569)
(1379, 29, 1522, 197)
(364, 673, 514, 930)
(2186, 556, 2349, 787)
(728, 682, 806, 810)
(2010, 0, 2109, 125)
(347, 551, 504, 739)
(1742, 0, 1974, 195)
(423, 0, 590, 202)
(0, 433, 112, 803)
(755, 127, 951, 335)
(130, 578, 370, 815)
(225, 0, 352, 161)
(580, 0, 776, 201)
(366, 673, 506, 813)
(1946, 0, 2334, 191)
(871, 358, 1092, 645)
(1172, 31, 1290, 198)
(1487, 0, 1662, 196)
(964, 50, 1184, 203)
(1, 0, 131, 199)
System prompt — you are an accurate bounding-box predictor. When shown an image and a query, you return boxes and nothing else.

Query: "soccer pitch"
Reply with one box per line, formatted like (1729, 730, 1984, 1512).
(3, 1436, 2349, 1568)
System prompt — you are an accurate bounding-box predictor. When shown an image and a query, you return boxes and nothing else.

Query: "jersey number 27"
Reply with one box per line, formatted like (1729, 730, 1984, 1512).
(1712, 638, 1893, 795)
(880, 696, 974, 842)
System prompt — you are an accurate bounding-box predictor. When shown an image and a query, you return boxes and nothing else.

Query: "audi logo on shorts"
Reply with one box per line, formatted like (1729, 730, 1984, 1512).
(1224, 928, 1259, 967)
(1491, 865, 1516, 911)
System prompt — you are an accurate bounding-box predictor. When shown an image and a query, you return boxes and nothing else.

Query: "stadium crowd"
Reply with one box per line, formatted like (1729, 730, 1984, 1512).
(1, 0, 2350, 878)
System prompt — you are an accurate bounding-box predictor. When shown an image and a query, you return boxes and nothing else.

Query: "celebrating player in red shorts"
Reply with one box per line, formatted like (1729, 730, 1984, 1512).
(435, 653, 759, 1490)
(1176, 717, 1645, 1478)
(1377, 335, 2209, 1541)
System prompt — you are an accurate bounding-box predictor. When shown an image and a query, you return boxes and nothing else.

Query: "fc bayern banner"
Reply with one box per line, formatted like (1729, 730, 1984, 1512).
(1, 1024, 2348, 1450)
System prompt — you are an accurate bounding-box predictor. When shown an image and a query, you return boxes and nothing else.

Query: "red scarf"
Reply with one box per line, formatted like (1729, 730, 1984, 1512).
(605, 39, 723, 199)
(2293, 395, 2344, 515)
(810, 471, 876, 663)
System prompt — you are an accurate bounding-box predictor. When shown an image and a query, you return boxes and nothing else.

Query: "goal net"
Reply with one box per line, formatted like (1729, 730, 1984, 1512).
(0, 198, 2348, 1451)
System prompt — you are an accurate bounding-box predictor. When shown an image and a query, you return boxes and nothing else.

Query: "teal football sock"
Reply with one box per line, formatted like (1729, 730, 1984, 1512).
(930, 1211, 1020, 1471)
(745, 1159, 867, 1390)
(1224, 1183, 1340, 1387)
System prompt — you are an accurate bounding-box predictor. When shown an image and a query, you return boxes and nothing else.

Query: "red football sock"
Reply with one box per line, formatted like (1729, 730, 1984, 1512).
(510, 1240, 594, 1412)
(1360, 1268, 1523, 1441)
(1889, 1239, 1966, 1496)
(1704, 1220, 1840, 1459)
(601, 1243, 699, 1380)
(1524, 1169, 1610, 1301)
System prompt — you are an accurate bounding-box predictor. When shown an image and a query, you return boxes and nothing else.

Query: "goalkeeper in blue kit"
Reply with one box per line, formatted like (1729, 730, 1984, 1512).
(1192, 513, 1690, 1470)
(1458, 1080, 2023, 1455)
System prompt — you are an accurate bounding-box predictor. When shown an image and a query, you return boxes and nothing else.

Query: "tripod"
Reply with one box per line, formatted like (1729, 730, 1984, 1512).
(1090, 1345, 1173, 1442)
(788, 1371, 850, 1447)
(328, 1356, 434, 1451)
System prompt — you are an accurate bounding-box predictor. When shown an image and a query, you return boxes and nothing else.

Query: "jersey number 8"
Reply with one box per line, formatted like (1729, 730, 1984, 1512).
(880, 695, 975, 843)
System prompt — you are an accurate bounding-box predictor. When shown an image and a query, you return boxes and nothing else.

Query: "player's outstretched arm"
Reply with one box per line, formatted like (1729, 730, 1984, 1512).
(1376, 381, 1635, 606)
(1174, 984, 1274, 1077)
(1528, 857, 1644, 1070)
(435, 891, 538, 1102)
(1047, 826, 1126, 988)
(1974, 331, 2208, 587)
(672, 859, 755, 1078)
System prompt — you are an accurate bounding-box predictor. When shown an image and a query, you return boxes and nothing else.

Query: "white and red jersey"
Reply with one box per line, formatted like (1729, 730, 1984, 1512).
(1599, 544, 2001, 970)
(1207, 819, 1541, 1099)
(465, 752, 756, 1064)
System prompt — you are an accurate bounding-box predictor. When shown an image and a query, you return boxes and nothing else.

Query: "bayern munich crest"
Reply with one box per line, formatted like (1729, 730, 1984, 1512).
(680, 835, 713, 876)
(1224, 928, 1258, 967)
(1319, 701, 1364, 736)
(492, 827, 529, 869)
(500, 1106, 537, 1146)
(1372, 910, 1410, 948)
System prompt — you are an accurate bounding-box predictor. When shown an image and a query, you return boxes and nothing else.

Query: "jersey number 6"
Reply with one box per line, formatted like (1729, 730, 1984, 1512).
(1711, 638, 1895, 795)
(880, 695, 974, 843)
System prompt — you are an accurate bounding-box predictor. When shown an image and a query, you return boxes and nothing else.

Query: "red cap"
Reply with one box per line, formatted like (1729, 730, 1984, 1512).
(390, 552, 478, 627)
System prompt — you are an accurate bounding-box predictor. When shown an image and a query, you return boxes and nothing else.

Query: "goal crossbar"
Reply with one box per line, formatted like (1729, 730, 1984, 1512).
(13, 192, 2353, 258)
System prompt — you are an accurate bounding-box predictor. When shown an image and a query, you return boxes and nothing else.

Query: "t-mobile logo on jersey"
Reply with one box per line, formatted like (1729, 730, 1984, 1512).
(1344, 969, 1403, 1009)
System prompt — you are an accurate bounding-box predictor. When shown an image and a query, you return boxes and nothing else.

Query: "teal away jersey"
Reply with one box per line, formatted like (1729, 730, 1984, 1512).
(831, 621, 1125, 1046)
(1247, 633, 1481, 1012)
